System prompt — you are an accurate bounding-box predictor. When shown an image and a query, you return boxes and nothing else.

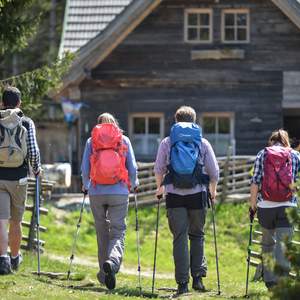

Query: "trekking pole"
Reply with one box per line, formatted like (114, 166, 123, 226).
(245, 207, 256, 298)
(210, 193, 221, 295)
(35, 175, 41, 276)
(134, 191, 142, 294)
(152, 194, 162, 295)
(67, 191, 87, 280)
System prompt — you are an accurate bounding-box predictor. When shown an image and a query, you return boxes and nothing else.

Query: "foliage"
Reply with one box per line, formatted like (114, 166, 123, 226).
(0, 52, 74, 116)
(0, 0, 41, 54)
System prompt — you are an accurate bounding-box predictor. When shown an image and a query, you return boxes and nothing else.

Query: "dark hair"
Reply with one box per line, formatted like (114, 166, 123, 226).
(291, 138, 300, 150)
(174, 106, 196, 123)
(2, 86, 21, 108)
(268, 129, 290, 147)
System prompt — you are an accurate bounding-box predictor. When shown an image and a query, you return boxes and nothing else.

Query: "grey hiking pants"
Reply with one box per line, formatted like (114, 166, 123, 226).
(257, 207, 294, 283)
(167, 207, 207, 283)
(89, 194, 128, 283)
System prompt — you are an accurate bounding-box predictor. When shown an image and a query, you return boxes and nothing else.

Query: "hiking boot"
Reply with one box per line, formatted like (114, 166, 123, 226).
(103, 260, 116, 290)
(0, 256, 12, 275)
(192, 276, 206, 292)
(10, 254, 23, 271)
(177, 282, 188, 295)
(265, 281, 277, 290)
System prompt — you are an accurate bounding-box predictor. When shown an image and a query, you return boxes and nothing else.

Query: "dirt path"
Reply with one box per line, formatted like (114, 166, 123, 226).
(46, 253, 173, 279)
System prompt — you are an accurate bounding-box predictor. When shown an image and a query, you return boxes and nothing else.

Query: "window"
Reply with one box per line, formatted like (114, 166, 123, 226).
(129, 114, 164, 158)
(185, 9, 213, 43)
(222, 9, 250, 43)
(201, 113, 235, 156)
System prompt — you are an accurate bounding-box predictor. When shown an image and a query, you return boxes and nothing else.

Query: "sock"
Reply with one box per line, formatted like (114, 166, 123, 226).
(11, 255, 19, 259)
(0, 254, 8, 258)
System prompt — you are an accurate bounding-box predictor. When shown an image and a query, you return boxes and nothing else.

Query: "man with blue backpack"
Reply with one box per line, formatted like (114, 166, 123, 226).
(154, 106, 219, 295)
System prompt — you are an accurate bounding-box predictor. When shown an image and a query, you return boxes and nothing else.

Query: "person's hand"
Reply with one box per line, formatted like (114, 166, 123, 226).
(82, 185, 88, 195)
(133, 186, 138, 193)
(250, 201, 257, 214)
(209, 188, 217, 203)
(156, 186, 164, 200)
(34, 168, 42, 177)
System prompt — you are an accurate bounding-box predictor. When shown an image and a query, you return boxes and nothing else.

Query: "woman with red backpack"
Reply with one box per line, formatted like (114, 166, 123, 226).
(250, 129, 300, 290)
(81, 113, 138, 290)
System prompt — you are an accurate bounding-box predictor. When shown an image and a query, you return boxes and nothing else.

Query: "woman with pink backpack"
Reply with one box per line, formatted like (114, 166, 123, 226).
(81, 113, 138, 290)
(250, 129, 300, 290)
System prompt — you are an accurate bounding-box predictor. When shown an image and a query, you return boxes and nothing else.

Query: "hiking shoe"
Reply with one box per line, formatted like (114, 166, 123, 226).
(103, 260, 116, 290)
(10, 254, 23, 271)
(0, 256, 12, 275)
(265, 281, 277, 290)
(177, 282, 188, 295)
(192, 276, 206, 292)
(96, 271, 105, 285)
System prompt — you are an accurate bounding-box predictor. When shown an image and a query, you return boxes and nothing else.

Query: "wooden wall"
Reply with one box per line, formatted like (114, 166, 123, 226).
(79, 0, 300, 159)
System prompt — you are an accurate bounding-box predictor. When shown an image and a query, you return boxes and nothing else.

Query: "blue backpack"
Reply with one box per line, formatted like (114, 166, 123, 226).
(164, 122, 209, 188)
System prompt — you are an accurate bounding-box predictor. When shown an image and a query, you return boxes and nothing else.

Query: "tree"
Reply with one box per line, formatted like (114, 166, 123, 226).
(0, 0, 72, 115)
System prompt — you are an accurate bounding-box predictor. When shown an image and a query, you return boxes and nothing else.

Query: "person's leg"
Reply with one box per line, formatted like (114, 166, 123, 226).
(257, 207, 277, 286)
(89, 195, 109, 284)
(0, 184, 12, 274)
(8, 220, 22, 257)
(274, 207, 294, 277)
(167, 207, 189, 285)
(106, 195, 128, 273)
(7, 180, 27, 269)
(188, 208, 207, 278)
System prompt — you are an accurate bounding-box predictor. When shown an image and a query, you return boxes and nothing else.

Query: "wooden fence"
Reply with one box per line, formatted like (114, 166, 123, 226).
(135, 156, 255, 202)
(21, 178, 54, 252)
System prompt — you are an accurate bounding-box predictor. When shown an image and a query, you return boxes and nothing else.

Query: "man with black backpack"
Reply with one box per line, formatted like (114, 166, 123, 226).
(250, 129, 300, 290)
(154, 106, 219, 295)
(0, 87, 41, 275)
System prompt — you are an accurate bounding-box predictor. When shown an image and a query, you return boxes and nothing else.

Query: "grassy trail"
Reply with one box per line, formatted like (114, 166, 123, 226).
(0, 202, 270, 299)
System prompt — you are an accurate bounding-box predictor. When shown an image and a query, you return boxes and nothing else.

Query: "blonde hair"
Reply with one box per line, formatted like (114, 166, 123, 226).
(175, 106, 196, 123)
(268, 129, 290, 147)
(97, 113, 119, 126)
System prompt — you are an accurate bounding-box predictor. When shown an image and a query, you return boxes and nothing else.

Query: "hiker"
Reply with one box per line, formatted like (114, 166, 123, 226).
(0, 86, 41, 275)
(250, 129, 300, 290)
(81, 113, 138, 290)
(154, 106, 219, 295)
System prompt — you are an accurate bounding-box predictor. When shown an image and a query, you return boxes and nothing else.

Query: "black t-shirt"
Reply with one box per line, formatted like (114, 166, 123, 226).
(166, 191, 208, 209)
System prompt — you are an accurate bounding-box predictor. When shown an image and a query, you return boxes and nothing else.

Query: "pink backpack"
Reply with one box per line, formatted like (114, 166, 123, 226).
(261, 146, 293, 202)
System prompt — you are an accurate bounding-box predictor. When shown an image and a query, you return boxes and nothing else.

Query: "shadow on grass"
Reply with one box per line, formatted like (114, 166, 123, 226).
(32, 275, 160, 298)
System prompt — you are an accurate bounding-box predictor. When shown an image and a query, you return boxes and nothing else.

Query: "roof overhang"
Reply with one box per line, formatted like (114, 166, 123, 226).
(57, 0, 162, 97)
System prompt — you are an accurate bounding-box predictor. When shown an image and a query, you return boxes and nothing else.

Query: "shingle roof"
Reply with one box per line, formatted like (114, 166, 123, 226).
(59, 0, 134, 55)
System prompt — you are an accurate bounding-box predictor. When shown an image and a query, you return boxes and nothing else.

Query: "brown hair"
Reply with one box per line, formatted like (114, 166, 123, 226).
(268, 129, 290, 147)
(174, 106, 196, 123)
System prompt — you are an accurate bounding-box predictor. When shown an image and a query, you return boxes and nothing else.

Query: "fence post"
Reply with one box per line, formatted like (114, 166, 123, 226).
(220, 146, 232, 203)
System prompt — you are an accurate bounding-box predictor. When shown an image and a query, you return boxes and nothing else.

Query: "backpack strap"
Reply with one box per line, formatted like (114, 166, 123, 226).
(14, 126, 22, 148)
(0, 124, 5, 145)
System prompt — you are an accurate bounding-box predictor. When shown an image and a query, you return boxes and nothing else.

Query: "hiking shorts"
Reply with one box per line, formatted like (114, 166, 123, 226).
(0, 179, 28, 221)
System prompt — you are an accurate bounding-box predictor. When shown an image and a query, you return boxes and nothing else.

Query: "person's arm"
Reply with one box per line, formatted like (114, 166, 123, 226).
(125, 137, 139, 190)
(202, 140, 219, 202)
(81, 138, 92, 191)
(154, 138, 168, 198)
(249, 150, 264, 211)
(26, 119, 41, 175)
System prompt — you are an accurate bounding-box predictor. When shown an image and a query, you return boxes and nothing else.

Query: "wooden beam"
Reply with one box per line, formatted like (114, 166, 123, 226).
(272, 0, 300, 30)
(60, 0, 162, 92)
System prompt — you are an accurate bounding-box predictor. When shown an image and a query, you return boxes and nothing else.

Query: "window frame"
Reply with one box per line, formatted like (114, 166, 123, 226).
(129, 113, 165, 157)
(221, 9, 250, 44)
(200, 112, 235, 156)
(184, 8, 213, 44)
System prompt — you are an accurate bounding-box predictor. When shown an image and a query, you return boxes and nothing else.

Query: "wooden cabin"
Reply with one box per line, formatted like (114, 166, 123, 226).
(57, 0, 300, 171)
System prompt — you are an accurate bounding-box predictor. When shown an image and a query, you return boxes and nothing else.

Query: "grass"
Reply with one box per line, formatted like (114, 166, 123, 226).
(0, 201, 271, 299)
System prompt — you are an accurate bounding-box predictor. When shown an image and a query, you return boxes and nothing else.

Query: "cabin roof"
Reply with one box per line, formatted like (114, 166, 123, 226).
(58, 0, 300, 94)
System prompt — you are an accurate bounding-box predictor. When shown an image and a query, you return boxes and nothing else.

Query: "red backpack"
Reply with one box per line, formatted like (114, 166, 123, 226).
(261, 146, 293, 202)
(90, 123, 130, 189)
